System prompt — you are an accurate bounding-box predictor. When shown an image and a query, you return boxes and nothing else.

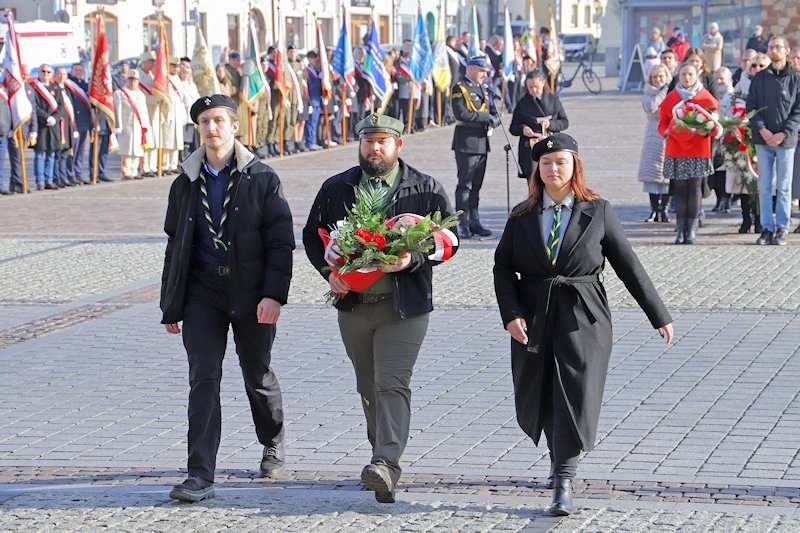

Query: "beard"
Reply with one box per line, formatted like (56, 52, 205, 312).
(359, 151, 398, 177)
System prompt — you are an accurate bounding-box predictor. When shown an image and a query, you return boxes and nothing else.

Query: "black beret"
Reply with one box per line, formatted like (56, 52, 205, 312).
(190, 94, 238, 124)
(531, 132, 579, 162)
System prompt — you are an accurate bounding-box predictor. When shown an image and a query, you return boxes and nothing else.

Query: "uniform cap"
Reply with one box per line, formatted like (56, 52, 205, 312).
(531, 132, 579, 162)
(127, 69, 140, 80)
(466, 55, 490, 70)
(190, 94, 238, 124)
(139, 51, 155, 62)
(356, 113, 404, 138)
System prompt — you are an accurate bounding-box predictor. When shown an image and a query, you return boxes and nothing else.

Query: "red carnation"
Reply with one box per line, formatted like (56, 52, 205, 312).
(738, 143, 747, 152)
(725, 133, 734, 143)
(355, 228, 372, 241)
(371, 233, 386, 249)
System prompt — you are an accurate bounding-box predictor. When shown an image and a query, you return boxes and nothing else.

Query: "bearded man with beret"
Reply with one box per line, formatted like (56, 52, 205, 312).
(161, 94, 295, 502)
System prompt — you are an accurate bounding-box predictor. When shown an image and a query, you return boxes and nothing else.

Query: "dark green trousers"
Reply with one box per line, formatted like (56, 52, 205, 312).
(338, 299, 429, 482)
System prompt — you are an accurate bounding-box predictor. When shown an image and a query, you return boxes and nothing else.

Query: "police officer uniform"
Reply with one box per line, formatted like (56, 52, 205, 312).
(302, 114, 458, 504)
(451, 56, 500, 238)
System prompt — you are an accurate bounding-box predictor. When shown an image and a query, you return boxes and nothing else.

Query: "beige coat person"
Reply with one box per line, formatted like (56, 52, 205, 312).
(113, 85, 153, 157)
(161, 75, 186, 150)
(138, 66, 162, 150)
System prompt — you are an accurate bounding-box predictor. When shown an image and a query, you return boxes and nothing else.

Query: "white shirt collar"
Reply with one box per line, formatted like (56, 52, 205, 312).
(543, 190, 575, 210)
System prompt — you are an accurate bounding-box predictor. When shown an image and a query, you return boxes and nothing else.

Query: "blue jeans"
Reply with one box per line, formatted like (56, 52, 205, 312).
(0, 135, 7, 190)
(33, 150, 56, 185)
(755, 144, 796, 232)
(68, 130, 89, 179)
(55, 148, 70, 184)
(303, 105, 320, 148)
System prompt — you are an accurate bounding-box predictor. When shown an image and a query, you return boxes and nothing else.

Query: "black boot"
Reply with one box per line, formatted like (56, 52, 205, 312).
(738, 195, 752, 233)
(711, 195, 722, 212)
(457, 217, 472, 239)
(547, 478, 573, 516)
(468, 209, 492, 237)
(684, 218, 698, 244)
(644, 194, 658, 222)
(658, 195, 671, 222)
(721, 194, 731, 213)
(674, 218, 685, 244)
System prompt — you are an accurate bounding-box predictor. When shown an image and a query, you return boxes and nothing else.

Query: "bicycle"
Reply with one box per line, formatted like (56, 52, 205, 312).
(554, 51, 602, 95)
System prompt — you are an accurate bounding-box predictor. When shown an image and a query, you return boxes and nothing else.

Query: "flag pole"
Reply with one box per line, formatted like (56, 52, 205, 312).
(437, 89, 442, 128)
(407, 84, 414, 134)
(323, 104, 331, 150)
(92, 113, 99, 184)
(279, 95, 285, 156)
(501, 78, 506, 113)
(16, 127, 28, 194)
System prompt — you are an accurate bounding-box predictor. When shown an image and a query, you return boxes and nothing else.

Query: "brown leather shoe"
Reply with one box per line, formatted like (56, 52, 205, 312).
(44, 183, 57, 190)
(361, 464, 396, 503)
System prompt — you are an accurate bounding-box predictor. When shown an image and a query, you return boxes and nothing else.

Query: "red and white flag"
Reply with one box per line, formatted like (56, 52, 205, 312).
(2, 12, 32, 130)
(88, 14, 115, 128)
(314, 15, 332, 102)
(152, 22, 171, 109)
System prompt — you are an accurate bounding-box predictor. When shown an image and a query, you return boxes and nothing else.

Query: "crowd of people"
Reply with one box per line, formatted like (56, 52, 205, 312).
(637, 25, 800, 245)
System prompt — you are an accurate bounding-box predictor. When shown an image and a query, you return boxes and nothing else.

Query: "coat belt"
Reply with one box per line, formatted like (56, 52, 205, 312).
(522, 273, 603, 355)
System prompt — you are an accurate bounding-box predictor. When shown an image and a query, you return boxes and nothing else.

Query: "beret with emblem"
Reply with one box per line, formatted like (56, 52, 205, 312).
(190, 94, 238, 124)
(531, 132, 579, 162)
(355, 113, 404, 138)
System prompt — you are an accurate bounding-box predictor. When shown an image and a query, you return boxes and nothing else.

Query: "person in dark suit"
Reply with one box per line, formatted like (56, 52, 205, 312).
(493, 133, 673, 516)
(451, 56, 501, 238)
(509, 69, 569, 180)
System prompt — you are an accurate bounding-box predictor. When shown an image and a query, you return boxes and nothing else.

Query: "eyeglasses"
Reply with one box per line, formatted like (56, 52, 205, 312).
(751, 63, 768, 68)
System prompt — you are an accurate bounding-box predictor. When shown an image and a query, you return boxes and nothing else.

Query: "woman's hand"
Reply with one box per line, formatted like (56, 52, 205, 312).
(506, 318, 528, 344)
(657, 323, 673, 345)
(522, 125, 535, 138)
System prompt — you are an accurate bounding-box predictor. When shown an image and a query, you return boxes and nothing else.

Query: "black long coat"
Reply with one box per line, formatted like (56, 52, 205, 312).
(493, 198, 671, 451)
(32, 82, 63, 152)
(508, 92, 568, 179)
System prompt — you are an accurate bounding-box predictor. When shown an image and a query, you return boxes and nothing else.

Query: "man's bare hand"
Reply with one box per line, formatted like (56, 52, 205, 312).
(257, 297, 281, 324)
(164, 323, 181, 334)
(329, 273, 350, 294)
(381, 252, 412, 272)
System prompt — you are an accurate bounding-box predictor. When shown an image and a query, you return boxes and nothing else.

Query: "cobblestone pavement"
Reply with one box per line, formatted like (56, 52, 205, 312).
(1, 92, 800, 530)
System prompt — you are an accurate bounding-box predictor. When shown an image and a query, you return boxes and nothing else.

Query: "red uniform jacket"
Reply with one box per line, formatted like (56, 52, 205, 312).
(658, 87, 718, 159)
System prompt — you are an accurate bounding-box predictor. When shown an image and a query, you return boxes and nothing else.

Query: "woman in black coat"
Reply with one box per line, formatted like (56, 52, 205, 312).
(493, 133, 673, 516)
(509, 69, 569, 179)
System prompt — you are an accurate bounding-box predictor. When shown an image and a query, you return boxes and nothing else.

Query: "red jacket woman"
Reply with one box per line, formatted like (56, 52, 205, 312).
(658, 85, 718, 159)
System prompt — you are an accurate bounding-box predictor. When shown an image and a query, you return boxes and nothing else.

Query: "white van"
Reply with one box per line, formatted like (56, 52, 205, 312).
(0, 21, 81, 73)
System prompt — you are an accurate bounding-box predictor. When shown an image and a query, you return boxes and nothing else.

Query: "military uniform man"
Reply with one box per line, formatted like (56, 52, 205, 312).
(303, 113, 458, 504)
(451, 56, 500, 238)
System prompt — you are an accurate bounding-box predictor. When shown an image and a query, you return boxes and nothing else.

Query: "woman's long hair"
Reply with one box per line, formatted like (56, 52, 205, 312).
(510, 154, 599, 217)
(683, 47, 709, 75)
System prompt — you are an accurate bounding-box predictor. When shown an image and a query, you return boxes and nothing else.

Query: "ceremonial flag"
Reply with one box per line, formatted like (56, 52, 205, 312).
(332, 2, 355, 89)
(525, 0, 538, 65)
(362, 17, 391, 112)
(1, 12, 32, 130)
(409, 7, 433, 81)
(241, 19, 267, 105)
(88, 14, 114, 128)
(431, 0, 451, 92)
(502, 3, 515, 80)
(191, 26, 220, 97)
(314, 15, 332, 101)
(469, 2, 480, 57)
(151, 21, 170, 109)
(274, 10, 287, 96)
(546, 8, 561, 75)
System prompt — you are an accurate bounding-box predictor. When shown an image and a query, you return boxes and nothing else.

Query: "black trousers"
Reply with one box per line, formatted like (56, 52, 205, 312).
(454, 151, 487, 213)
(181, 270, 284, 482)
(540, 349, 581, 480)
(7, 133, 23, 188)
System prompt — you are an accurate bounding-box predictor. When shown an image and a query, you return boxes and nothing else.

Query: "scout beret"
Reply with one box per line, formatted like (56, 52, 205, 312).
(127, 69, 140, 80)
(466, 55, 490, 70)
(531, 132, 579, 162)
(139, 51, 155, 62)
(356, 113, 404, 138)
(190, 94, 238, 124)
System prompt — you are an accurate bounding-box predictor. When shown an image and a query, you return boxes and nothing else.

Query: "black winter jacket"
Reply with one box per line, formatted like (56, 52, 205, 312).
(746, 64, 800, 148)
(160, 142, 295, 324)
(302, 159, 456, 319)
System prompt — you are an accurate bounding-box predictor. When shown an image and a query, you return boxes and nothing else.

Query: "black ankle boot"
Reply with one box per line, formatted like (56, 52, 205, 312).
(674, 218, 685, 244)
(468, 209, 492, 237)
(644, 194, 658, 222)
(658, 195, 671, 222)
(547, 478, 573, 516)
(684, 218, 698, 244)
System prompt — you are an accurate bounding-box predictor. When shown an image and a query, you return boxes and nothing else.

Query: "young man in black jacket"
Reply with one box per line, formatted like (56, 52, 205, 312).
(746, 35, 800, 245)
(302, 113, 457, 503)
(161, 94, 294, 502)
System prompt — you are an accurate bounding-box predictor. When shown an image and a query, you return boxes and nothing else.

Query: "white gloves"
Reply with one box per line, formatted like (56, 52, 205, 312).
(46, 116, 56, 127)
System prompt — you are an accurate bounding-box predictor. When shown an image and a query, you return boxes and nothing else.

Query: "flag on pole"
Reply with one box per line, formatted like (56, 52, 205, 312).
(152, 21, 170, 109)
(362, 17, 391, 112)
(431, 0, 451, 92)
(274, 11, 288, 96)
(191, 26, 220, 97)
(469, 2, 480, 57)
(332, 2, 355, 89)
(502, 3, 515, 80)
(241, 19, 267, 106)
(525, 0, 538, 65)
(314, 15, 332, 101)
(409, 8, 434, 81)
(2, 12, 32, 130)
(546, 8, 562, 74)
(88, 14, 114, 128)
